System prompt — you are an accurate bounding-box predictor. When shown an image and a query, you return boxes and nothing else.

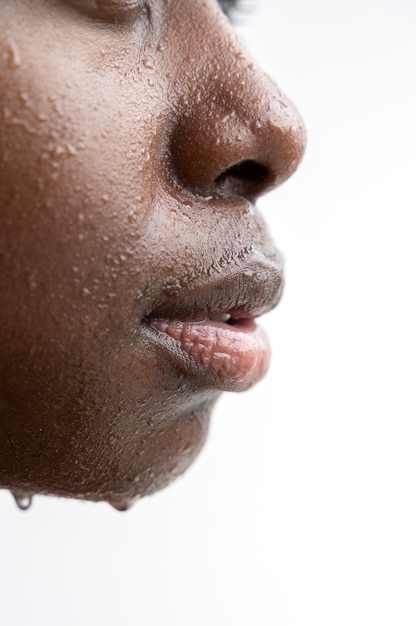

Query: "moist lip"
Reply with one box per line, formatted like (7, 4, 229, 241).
(144, 312, 271, 392)
(142, 257, 283, 391)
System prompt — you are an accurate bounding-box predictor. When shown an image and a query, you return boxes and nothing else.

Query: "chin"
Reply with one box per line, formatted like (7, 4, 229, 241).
(98, 404, 213, 511)
(3, 400, 214, 512)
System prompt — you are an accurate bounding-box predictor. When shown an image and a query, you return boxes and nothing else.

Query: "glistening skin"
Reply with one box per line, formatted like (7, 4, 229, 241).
(0, 0, 305, 510)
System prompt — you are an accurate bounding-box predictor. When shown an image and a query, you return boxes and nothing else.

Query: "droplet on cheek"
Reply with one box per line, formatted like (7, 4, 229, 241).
(6, 38, 21, 70)
(142, 58, 153, 70)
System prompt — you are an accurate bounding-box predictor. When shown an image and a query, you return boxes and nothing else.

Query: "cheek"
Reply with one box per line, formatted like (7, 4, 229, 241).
(0, 49, 157, 335)
(0, 36, 214, 502)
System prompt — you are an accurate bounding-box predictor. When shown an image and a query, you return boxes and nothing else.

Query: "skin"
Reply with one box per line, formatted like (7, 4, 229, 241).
(0, 0, 305, 508)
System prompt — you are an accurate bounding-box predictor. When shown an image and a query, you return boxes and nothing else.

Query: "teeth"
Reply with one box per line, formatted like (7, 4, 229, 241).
(210, 313, 231, 323)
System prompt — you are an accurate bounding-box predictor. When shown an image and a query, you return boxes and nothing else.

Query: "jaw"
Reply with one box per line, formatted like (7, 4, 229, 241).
(0, 339, 219, 505)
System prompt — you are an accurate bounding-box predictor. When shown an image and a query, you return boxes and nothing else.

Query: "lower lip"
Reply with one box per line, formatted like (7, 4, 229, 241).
(145, 317, 271, 392)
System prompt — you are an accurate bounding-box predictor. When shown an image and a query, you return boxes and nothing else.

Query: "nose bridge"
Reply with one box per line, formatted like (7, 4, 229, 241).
(173, 9, 279, 127)
(165, 1, 305, 198)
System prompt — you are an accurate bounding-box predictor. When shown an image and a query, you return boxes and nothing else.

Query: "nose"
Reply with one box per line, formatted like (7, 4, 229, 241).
(166, 3, 306, 202)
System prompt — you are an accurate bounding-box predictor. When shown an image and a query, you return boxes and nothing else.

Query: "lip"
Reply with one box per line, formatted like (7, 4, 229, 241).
(142, 255, 283, 391)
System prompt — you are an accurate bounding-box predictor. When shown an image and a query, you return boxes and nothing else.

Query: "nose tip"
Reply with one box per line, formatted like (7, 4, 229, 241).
(254, 85, 306, 190)
(168, 53, 305, 201)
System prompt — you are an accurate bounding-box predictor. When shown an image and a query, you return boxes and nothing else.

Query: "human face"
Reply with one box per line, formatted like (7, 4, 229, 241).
(0, 0, 305, 509)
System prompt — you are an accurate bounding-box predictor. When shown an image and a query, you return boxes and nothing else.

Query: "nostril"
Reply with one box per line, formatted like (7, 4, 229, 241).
(216, 159, 268, 185)
(214, 159, 269, 198)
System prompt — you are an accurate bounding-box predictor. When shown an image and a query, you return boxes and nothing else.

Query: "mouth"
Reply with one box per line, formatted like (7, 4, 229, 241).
(142, 255, 284, 392)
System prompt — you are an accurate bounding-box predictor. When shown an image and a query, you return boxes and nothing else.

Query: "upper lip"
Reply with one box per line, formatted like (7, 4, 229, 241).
(145, 253, 284, 323)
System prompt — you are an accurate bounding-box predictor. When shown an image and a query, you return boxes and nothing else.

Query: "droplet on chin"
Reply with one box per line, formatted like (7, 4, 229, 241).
(12, 491, 33, 511)
(108, 498, 136, 512)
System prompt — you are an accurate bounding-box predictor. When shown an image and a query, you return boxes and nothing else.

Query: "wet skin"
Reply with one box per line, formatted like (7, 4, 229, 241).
(0, 0, 305, 507)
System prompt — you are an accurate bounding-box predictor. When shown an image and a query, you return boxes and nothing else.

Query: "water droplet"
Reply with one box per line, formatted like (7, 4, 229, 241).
(18, 91, 29, 104)
(12, 492, 33, 511)
(109, 498, 135, 512)
(142, 58, 153, 69)
(27, 271, 38, 290)
(53, 145, 66, 157)
(7, 38, 21, 70)
(251, 120, 263, 132)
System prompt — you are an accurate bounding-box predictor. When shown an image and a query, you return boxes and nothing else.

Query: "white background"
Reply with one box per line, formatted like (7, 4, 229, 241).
(1, 0, 415, 624)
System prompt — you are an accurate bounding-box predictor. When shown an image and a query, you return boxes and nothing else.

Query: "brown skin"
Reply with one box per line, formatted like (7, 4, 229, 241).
(0, 0, 305, 507)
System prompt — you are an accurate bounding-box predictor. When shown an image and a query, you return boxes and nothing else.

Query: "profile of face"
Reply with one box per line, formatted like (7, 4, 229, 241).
(0, 0, 305, 509)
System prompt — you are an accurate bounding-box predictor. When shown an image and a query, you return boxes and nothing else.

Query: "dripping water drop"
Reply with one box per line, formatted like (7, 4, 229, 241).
(12, 492, 33, 511)
(109, 498, 135, 512)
